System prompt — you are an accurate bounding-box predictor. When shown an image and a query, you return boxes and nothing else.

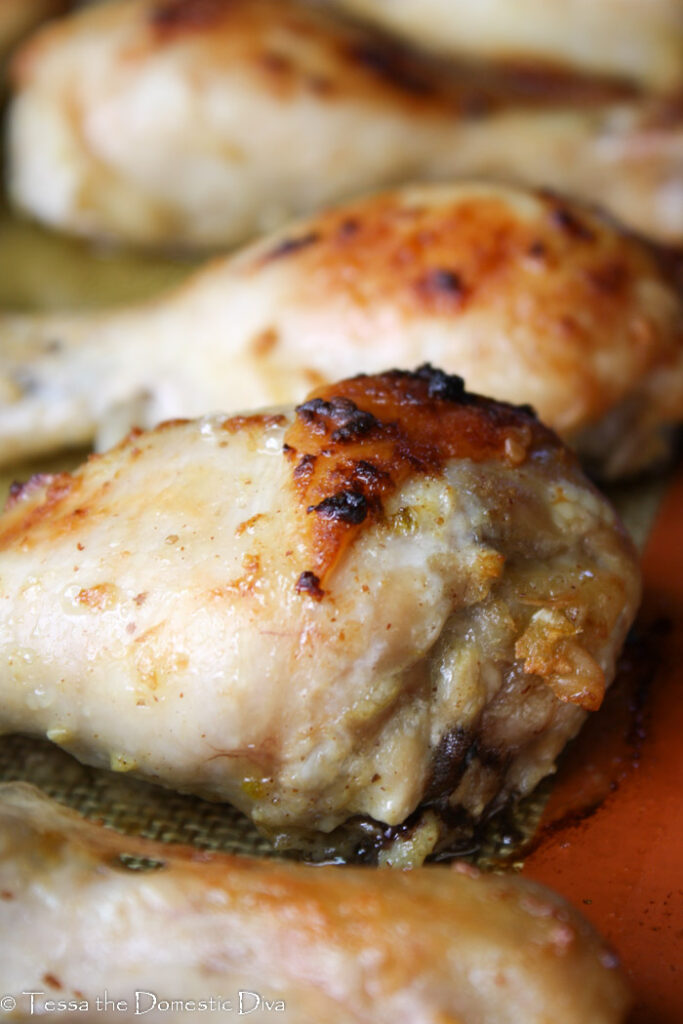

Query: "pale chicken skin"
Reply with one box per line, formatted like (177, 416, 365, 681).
(1, 183, 681, 480)
(0, 368, 640, 857)
(0, 783, 630, 1024)
(331, 0, 683, 92)
(6, 0, 683, 248)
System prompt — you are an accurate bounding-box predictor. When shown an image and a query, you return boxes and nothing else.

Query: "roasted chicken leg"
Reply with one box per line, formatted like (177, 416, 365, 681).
(7, 0, 683, 247)
(0, 783, 630, 1024)
(330, 0, 683, 92)
(0, 367, 641, 858)
(1, 183, 681, 478)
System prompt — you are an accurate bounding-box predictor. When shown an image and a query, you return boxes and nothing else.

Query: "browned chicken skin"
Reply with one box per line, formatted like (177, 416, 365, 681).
(0, 782, 630, 1024)
(0, 183, 681, 479)
(0, 367, 641, 859)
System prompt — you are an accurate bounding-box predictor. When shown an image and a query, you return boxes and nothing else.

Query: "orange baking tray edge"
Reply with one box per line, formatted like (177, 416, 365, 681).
(522, 466, 683, 1024)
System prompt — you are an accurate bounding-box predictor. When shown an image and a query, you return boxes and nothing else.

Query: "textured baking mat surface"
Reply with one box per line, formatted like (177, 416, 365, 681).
(0, 197, 668, 865)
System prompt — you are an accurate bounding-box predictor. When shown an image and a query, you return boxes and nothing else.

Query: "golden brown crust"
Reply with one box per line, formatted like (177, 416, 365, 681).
(284, 366, 555, 586)
(250, 188, 683, 440)
(0, 183, 678, 475)
(0, 471, 80, 549)
(221, 411, 287, 434)
(256, 190, 669, 324)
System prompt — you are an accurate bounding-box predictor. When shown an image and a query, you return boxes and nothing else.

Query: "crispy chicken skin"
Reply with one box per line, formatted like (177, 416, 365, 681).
(6, 0, 683, 247)
(1, 183, 681, 479)
(0, 0, 65, 63)
(0, 368, 641, 856)
(0, 783, 630, 1024)
(331, 0, 683, 92)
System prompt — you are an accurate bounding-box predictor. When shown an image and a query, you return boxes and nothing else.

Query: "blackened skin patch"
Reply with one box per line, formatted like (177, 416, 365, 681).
(414, 364, 467, 403)
(424, 727, 471, 803)
(309, 490, 368, 524)
(295, 571, 324, 600)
